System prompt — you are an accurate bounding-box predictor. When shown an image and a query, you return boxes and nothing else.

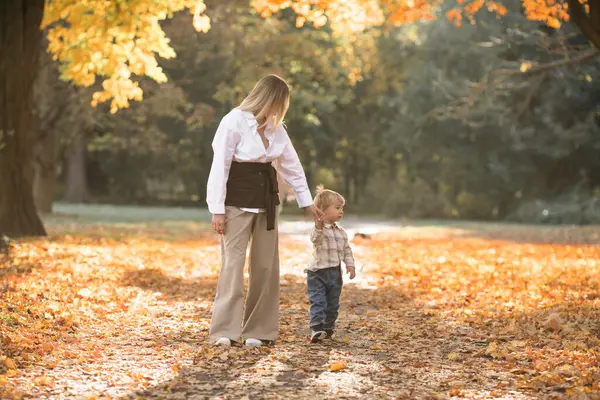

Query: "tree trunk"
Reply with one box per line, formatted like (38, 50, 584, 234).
(63, 135, 90, 203)
(358, 157, 371, 204)
(351, 152, 359, 205)
(0, 1, 47, 237)
(32, 40, 72, 215)
(344, 161, 351, 202)
(33, 127, 57, 214)
(568, 0, 600, 51)
(389, 155, 397, 180)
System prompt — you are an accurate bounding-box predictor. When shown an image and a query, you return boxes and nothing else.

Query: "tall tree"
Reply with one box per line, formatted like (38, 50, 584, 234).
(0, 1, 209, 237)
(0, 1, 47, 237)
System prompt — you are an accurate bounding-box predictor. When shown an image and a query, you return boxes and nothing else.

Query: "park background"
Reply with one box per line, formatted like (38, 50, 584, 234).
(1, 0, 600, 398)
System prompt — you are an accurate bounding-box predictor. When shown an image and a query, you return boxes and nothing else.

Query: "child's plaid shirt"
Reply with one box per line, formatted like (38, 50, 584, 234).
(307, 222, 355, 272)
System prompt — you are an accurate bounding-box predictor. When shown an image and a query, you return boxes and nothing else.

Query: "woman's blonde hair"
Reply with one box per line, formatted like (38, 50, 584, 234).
(313, 185, 345, 210)
(239, 74, 291, 129)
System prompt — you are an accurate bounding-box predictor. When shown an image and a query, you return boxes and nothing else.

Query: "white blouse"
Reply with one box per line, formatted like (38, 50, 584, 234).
(206, 108, 313, 215)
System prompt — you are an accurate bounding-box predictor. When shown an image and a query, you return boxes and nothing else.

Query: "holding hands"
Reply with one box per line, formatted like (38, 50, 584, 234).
(213, 204, 323, 236)
(305, 204, 324, 227)
(212, 204, 323, 235)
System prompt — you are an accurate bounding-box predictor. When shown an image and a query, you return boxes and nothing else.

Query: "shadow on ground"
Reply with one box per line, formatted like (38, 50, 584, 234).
(121, 274, 550, 400)
(121, 267, 217, 302)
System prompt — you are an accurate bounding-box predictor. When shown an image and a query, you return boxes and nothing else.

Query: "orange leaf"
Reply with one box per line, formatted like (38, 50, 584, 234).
(3, 358, 17, 370)
(330, 360, 348, 371)
(33, 375, 53, 386)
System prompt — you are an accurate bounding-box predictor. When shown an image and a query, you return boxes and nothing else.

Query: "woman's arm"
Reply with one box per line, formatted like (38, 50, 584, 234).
(275, 131, 313, 209)
(206, 114, 240, 215)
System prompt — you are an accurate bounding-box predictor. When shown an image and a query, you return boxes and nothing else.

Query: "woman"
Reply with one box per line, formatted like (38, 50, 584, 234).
(206, 74, 322, 347)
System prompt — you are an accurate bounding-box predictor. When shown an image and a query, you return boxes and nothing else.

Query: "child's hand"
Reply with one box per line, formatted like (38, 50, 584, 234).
(347, 266, 356, 280)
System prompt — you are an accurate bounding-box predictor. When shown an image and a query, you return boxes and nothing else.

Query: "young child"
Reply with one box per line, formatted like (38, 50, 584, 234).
(306, 186, 356, 343)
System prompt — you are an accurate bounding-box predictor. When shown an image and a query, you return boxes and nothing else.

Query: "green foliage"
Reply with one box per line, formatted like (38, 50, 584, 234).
(353, 3, 600, 223)
(508, 187, 600, 224)
(361, 174, 444, 218)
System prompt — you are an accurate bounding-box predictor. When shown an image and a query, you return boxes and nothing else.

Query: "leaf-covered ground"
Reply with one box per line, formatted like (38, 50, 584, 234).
(1, 215, 600, 399)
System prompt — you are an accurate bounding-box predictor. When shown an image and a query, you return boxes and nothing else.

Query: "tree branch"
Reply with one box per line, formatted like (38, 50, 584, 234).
(493, 48, 599, 77)
(515, 73, 547, 121)
(424, 46, 597, 126)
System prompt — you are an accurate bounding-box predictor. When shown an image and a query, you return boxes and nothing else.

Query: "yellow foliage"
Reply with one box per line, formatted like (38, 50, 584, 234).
(252, 0, 575, 40)
(521, 0, 570, 27)
(42, 0, 209, 112)
(41, 0, 578, 113)
(253, 0, 384, 33)
(329, 360, 348, 371)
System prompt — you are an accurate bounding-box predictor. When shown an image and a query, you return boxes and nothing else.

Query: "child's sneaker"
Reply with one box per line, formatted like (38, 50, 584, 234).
(310, 330, 327, 343)
(325, 330, 334, 339)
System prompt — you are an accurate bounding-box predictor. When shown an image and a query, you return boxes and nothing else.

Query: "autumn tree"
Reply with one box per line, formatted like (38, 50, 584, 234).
(366, 9, 600, 221)
(86, 0, 366, 204)
(0, 0, 209, 237)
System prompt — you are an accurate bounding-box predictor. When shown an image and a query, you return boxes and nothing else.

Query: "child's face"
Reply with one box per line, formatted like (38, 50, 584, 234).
(323, 200, 344, 223)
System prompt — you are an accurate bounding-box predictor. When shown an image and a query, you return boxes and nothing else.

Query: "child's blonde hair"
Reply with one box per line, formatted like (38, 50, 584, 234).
(313, 185, 345, 210)
(239, 74, 290, 129)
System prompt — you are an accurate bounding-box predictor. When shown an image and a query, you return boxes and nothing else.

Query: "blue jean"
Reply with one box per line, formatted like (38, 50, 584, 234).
(307, 266, 343, 332)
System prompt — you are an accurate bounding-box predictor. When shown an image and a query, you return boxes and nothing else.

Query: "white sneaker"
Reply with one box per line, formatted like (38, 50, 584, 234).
(310, 330, 327, 343)
(245, 338, 263, 347)
(215, 337, 231, 346)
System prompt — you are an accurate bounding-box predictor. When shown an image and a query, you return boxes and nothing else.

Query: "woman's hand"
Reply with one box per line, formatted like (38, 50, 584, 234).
(305, 204, 324, 225)
(315, 217, 324, 229)
(212, 214, 226, 235)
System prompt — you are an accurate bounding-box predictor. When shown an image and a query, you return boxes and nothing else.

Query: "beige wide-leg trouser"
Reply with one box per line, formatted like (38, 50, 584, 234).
(209, 206, 280, 343)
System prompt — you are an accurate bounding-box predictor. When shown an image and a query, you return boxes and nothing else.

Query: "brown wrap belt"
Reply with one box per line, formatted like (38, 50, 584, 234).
(263, 165, 279, 230)
(224, 161, 280, 231)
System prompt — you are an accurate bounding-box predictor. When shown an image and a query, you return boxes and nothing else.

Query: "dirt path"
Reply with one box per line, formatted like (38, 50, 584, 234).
(1, 221, 599, 399)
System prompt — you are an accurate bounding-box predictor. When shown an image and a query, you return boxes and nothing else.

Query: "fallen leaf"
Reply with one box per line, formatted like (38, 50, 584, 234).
(548, 313, 561, 332)
(33, 375, 53, 386)
(383, 363, 396, 373)
(2, 218, 600, 397)
(330, 361, 348, 372)
(411, 361, 428, 368)
(3, 358, 17, 370)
